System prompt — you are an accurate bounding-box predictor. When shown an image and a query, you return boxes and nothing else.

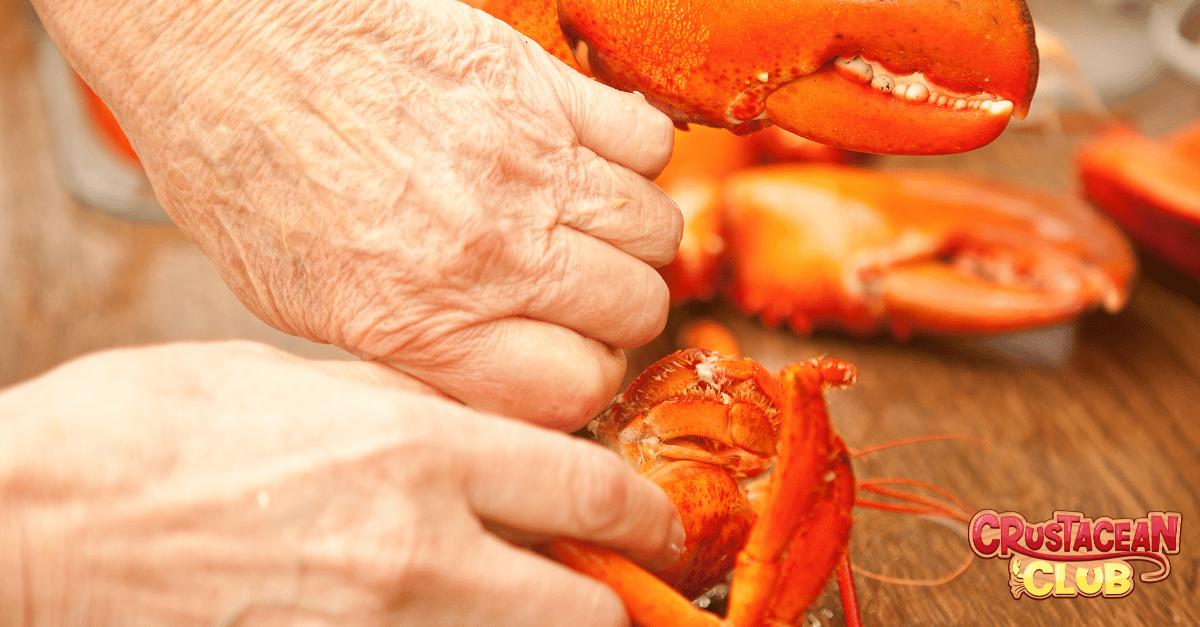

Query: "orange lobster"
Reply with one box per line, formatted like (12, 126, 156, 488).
(550, 324, 861, 627)
(1077, 121, 1200, 279)
(548, 321, 977, 626)
(657, 126, 859, 305)
(657, 126, 1137, 337)
(482, 0, 1039, 155)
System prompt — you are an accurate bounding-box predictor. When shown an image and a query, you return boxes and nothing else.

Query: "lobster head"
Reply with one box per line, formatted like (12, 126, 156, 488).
(488, 0, 1038, 155)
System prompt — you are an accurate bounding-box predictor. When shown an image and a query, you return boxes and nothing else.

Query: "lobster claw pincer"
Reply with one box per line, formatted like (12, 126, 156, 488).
(485, 0, 1039, 155)
(721, 165, 1136, 337)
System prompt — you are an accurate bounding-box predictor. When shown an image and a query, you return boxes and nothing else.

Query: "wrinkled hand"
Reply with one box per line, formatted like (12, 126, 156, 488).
(34, 0, 681, 428)
(0, 342, 685, 627)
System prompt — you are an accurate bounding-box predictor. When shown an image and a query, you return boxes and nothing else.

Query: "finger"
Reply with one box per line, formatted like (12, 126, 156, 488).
(525, 226, 670, 349)
(458, 421, 686, 572)
(556, 155, 684, 268)
(408, 531, 632, 627)
(539, 42, 675, 179)
(390, 318, 625, 430)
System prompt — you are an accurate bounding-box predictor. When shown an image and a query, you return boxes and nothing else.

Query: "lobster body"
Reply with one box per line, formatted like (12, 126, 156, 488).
(557, 347, 859, 627)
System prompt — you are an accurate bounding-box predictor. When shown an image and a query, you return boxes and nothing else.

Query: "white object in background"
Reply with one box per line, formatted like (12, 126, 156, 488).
(34, 28, 170, 223)
(1150, 0, 1200, 83)
(1026, 0, 1166, 107)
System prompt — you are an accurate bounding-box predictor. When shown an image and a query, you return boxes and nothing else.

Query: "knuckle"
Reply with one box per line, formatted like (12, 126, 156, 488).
(639, 107, 675, 176)
(642, 192, 684, 268)
(615, 273, 669, 348)
(335, 439, 468, 594)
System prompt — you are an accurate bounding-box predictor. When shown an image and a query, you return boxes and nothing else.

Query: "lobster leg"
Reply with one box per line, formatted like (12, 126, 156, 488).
(836, 553, 863, 627)
(548, 538, 721, 627)
(725, 360, 857, 627)
(760, 451, 856, 626)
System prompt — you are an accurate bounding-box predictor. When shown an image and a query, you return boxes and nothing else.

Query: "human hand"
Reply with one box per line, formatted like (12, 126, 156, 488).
(33, 0, 681, 429)
(0, 342, 685, 627)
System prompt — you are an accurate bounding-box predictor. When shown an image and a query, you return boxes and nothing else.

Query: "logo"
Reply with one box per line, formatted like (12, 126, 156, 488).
(969, 510, 1181, 599)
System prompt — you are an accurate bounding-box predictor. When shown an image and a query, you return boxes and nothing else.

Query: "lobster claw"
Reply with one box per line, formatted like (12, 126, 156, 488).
(487, 0, 1038, 155)
(877, 263, 1116, 337)
(721, 165, 1136, 337)
(753, 0, 1039, 155)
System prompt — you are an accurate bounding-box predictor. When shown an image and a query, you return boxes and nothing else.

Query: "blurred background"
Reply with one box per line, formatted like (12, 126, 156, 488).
(3, 0, 1199, 624)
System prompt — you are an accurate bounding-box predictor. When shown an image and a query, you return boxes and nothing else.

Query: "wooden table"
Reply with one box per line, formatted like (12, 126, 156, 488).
(2, 1, 1197, 624)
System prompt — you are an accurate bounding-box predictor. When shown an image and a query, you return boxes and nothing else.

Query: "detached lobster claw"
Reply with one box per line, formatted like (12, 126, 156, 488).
(483, 0, 1039, 155)
(721, 165, 1136, 337)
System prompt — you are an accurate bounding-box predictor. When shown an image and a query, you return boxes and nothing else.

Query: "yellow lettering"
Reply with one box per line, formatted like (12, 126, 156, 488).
(1054, 562, 1078, 596)
(1104, 562, 1133, 597)
(1075, 566, 1104, 596)
(1022, 561, 1053, 598)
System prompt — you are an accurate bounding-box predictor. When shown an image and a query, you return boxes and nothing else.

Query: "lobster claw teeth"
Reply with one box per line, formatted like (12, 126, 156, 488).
(763, 68, 1017, 156)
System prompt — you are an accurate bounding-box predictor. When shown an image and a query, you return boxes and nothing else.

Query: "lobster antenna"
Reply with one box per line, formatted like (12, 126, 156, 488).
(850, 550, 974, 587)
(849, 478, 976, 590)
(857, 478, 972, 521)
(849, 433, 987, 458)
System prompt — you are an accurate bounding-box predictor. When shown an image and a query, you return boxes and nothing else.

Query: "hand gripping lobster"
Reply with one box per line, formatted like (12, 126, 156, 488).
(548, 345, 862, 627)
(482, 0, 1039, 155)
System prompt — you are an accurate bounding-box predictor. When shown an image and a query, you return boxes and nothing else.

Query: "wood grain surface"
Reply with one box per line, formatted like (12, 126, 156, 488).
(3, 1, 1198, 624)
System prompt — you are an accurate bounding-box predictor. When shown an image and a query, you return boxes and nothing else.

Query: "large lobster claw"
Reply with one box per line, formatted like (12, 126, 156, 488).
(721, 165, 1136, 337)
(483, 0, 1038, 155)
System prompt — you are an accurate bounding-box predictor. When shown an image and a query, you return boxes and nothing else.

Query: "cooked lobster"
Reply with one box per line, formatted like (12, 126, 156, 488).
(656, 126, 1137, 337)
(481, 0, 1040, 155)
(550, 331, 862, 627)
(1077, 121, 1200, 279)
(547, 319, 979, 626)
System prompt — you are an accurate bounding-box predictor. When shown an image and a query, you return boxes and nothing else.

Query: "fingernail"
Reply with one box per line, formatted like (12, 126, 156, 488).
(667, 511, 687, 562)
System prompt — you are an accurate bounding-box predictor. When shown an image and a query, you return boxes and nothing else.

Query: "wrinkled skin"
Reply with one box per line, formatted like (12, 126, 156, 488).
(0, 342, 687, 627)
(34, 0, 684, 429)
